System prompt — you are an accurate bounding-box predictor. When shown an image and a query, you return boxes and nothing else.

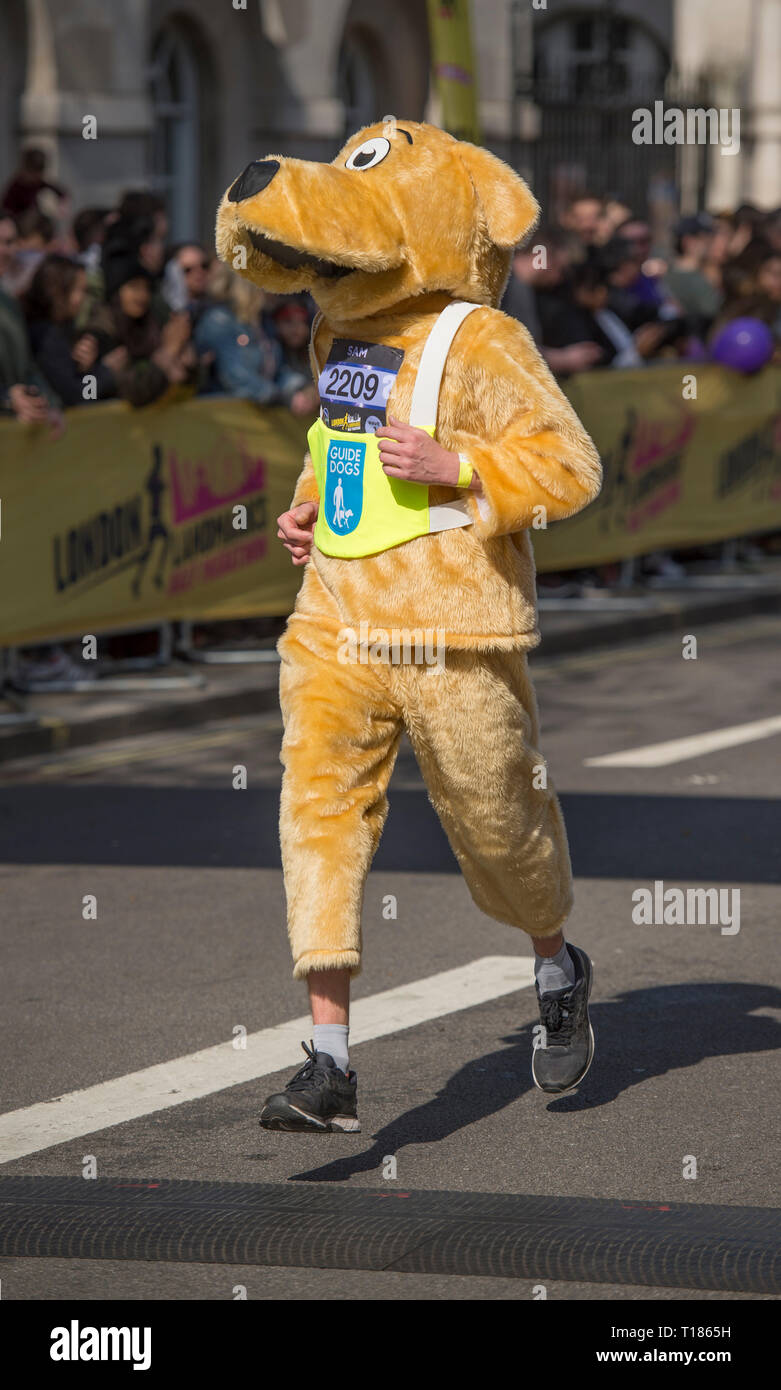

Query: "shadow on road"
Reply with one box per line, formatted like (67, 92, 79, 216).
(1, 784, 779, 882)
(284, 981, 781, 1183)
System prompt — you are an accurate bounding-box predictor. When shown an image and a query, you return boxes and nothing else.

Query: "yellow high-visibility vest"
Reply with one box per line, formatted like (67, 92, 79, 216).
(309, 300, 481, 559)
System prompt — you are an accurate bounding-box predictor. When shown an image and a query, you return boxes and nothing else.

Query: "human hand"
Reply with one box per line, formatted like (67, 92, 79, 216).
(102, 345, 129, 373)
(71, 333, 99, 370)
(8, 384, 49, 424)
(47, 408, 65, 440)
(375, 415, 460, 486)
(633, 322, 669, 357)
(161, 312, 192, 354)
(555, 342, 605, 373)
(290, 385, 320, 417)
(277, 500, 318, 565)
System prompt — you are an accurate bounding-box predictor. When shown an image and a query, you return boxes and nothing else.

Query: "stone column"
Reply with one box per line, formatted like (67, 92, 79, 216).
(18, 0, 153, 210)
(747, 0, 781, 207)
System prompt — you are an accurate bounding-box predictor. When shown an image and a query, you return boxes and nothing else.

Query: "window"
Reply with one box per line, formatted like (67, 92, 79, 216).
(338, 27, 381, 135)
(537, 12, 668, 102)
(149, 26, 200, 242)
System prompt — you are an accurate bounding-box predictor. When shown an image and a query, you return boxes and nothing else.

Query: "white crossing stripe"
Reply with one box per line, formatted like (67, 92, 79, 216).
(584, 714, 781, 768)
(0, 956, 534, 1164)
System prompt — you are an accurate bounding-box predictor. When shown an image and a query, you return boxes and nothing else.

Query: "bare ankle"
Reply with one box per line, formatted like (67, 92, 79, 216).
(307, 966, 351, 1026)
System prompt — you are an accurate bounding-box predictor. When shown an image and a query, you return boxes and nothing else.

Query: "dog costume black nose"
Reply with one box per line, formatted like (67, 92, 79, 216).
(227, 159, 280, 203)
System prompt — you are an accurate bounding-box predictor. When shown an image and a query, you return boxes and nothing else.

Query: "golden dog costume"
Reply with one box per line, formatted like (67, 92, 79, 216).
(217, 121, 602, 981)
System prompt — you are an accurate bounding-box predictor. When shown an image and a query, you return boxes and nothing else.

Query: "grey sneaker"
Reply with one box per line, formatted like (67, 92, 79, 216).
(532, 944, 595, 1094)
(259, 1041, 361, 1132)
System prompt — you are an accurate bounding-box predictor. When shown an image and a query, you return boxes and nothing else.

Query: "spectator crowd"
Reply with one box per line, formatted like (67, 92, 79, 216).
(4, 147, 781, 431)
(501, 191, 781, 374)
(0, 146, 320, 430)
(3, 146, 781, 429)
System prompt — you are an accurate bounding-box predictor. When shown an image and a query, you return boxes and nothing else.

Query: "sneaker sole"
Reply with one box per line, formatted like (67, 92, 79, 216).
(532, 953, 596, 1096)
(259, 1102, 361, 1134)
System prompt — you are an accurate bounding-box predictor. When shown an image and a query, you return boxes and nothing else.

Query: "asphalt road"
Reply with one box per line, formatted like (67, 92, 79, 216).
(0, 613, 779, 1301)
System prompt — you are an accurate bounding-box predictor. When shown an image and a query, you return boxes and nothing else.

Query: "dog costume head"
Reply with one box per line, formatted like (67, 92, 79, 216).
(216, 120, 539, 319)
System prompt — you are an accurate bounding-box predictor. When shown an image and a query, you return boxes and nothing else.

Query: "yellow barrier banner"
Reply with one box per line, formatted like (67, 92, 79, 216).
(536, 363, 781, 570)
(426, 0, 481, 144)
(0, 396, 308, 646)
(2, 365, 781, 646)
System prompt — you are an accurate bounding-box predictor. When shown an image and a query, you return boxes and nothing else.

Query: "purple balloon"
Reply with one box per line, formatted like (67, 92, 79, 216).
(711, 317, 775, 373)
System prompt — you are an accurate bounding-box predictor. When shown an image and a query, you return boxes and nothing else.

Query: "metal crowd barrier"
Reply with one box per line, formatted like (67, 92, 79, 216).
(1, 622, 206, 697)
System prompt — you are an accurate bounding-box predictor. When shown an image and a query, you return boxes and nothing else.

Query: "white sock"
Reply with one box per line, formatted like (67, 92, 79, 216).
(535, 942, 576, 995)
(312, 1023, 349, 1074)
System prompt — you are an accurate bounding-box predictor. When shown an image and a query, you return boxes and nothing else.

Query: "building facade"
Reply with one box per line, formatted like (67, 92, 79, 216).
(1, 0, 779, 243)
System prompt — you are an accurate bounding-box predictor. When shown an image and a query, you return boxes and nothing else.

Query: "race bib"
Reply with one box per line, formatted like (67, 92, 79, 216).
(318, 339, 404, 433)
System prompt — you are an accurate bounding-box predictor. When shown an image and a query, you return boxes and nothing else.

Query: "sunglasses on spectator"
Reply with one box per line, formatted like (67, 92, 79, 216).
(182, 260, 209, 273)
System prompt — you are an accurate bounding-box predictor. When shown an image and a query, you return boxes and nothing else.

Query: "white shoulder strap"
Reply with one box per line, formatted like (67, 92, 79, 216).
(309, 309, 325, 375)
(409, 300, 481, 429)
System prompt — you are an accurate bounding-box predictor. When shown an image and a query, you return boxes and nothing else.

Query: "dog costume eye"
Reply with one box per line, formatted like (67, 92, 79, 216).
(345, 137, 391, 171)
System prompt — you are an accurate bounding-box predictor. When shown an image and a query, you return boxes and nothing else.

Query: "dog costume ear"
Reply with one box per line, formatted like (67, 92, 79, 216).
(456, 141, 540, 248)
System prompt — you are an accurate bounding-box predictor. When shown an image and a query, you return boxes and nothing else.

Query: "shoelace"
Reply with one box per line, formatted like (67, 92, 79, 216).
(285, 1039, 329, 1091)
(539, 991, 577, 1043)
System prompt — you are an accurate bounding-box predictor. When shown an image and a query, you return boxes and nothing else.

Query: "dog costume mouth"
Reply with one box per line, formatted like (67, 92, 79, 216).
(246, 228, 354, 280)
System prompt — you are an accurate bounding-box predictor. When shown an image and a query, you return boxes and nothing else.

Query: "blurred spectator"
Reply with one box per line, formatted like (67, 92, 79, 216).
(79, 194, 171, 330)
(714, 239, 781, 342)
(599, 236, 660, 329)
(703, 213, 735, 292)
(0, 213, 18, 294)
(72, 208, 110, 271)
(757, 248, 781, 331)
(0, 217, 20, 304)
(560, 192, 604, 249)
(661, 215, 722, 333)
(595, 199, 633, 246)
(502, 227, 603, 374)
(3, 207, 56, 296)
(502, 227, 568, 341)
(611, 219, 666, 310)
(729, 203, 765, 258)
(86, 254, 195, 406)
(111, 191, 169, 275)
(0, 208, 62, 426)
(0, 299, 61, 429)
(271, 297, 314, 373)
(539, 259, 638, 368)
(764, 208, 781, 256)
(1, 147, 66, 219)
(23, 254, 121, 406)
(194, 263, 313, 412)
(162, 242, 212, 322)
(549, 254, 686, 370)
(271, 297, 319, 412)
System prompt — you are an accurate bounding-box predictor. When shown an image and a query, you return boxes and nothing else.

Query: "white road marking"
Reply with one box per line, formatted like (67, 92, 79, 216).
(0, 955, 534, 1164)
(584, 714, 781, 768)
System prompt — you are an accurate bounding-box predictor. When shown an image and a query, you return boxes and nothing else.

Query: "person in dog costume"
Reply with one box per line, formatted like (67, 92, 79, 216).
(216, 120, 602, 1133)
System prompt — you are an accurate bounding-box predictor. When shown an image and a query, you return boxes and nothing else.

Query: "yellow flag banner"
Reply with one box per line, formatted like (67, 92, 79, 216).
(0, 396, 308, 647)
(426, 0, 481, 144)
(1, 366, 780, 647)
(535, 363, 781, 571)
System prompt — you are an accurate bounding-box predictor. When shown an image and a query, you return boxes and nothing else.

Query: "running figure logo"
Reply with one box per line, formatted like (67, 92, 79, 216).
(132, 445, 170, 594)
(325, 439, 365, 534)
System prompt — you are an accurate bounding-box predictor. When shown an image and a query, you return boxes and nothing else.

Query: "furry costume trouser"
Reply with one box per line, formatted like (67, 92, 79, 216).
(278, 617, 574, 980)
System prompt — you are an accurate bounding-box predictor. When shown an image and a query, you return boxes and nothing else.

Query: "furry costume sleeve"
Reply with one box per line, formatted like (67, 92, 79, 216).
(290, 454, 320, 510)
(448, 309, 602, 540)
